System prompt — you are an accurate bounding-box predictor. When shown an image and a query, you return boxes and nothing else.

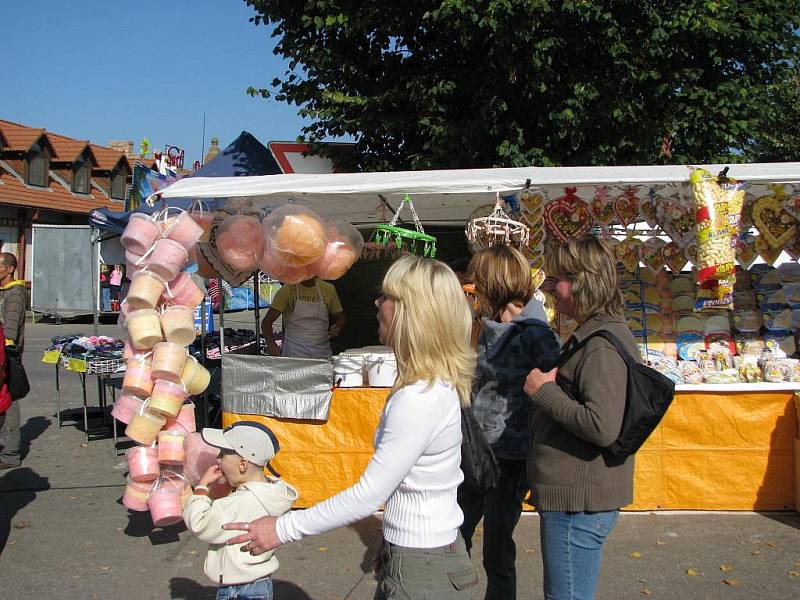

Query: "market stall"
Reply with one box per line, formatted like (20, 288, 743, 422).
(128, 161, 800, 517)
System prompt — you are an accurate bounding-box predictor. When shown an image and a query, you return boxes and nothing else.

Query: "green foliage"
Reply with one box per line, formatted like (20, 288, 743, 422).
(244, 0, 800, 170)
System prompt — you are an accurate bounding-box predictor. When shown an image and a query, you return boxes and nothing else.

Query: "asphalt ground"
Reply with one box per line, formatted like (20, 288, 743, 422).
(1, 321, 799, 599)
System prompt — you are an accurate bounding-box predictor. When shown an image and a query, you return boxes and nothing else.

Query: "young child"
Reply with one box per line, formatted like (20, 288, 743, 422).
(183, 421, 298, 600)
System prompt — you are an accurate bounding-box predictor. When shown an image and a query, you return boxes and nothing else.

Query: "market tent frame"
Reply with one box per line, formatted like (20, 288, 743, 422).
(149, 162, 800, 225)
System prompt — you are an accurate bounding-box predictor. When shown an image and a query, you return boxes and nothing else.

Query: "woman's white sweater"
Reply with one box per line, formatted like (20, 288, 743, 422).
(276, 380, 464, 548)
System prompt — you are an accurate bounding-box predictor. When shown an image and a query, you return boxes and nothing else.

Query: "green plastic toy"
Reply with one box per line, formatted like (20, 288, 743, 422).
(372, 194, 437, 257)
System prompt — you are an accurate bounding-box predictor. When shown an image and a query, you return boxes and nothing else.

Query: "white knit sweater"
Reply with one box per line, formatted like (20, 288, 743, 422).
(276, 380, 464, 548)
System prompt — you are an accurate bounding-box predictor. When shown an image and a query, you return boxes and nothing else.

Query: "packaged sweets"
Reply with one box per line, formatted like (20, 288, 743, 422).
(762, 308, 792, 331)
(680, 361, 703, 384)
(763, 358, 787, 382)
(695, 276, 734, 311)
(777, 262, 800, 284)
(736, 356, 763, 383)
(763, 332, 796, 356)
(704, 369, 741, 384)
(731, 309, 762, 333)
(782, 358, 800, 382)
(783, 282, 800, 308)
(691, 169, 737, 283)
(734, 333, 766, 356)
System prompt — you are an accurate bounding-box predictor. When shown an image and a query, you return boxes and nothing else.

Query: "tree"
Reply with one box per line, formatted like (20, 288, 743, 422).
(745, 72, 800, 161)
(245, 0, 800, 170)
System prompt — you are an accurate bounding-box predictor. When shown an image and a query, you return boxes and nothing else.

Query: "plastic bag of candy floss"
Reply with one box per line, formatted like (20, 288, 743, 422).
(262, 205, 327, 268)
(691, 169, 735, 284)
(310, 221, 364, 280)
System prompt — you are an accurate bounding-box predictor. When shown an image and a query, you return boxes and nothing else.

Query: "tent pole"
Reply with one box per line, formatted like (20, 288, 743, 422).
(218, 277, 225, 418)
(253, 271, 261, 346)
(200, 293, 208, 428)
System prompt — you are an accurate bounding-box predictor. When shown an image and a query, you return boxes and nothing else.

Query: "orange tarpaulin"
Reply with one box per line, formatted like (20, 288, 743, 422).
(223, 388, 799, 510)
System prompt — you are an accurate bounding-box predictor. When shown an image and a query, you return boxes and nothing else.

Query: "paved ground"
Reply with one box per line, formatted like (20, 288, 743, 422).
(1, 321, 800, 599)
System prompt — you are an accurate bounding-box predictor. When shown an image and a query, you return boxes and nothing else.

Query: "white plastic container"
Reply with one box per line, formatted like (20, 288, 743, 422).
(366, 350, 397, 387)
(333, 354, 365, 387)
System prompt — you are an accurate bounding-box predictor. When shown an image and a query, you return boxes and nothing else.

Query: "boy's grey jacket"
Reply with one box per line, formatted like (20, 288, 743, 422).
(471, 299, 560, 460)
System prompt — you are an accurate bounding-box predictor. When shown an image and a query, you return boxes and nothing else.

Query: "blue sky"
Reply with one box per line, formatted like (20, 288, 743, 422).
(1, 0, 309, 165)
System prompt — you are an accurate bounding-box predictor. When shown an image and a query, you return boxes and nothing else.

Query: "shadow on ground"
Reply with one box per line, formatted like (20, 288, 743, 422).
(347, 515, 383, 574)
(19, 416, 50, 460)
(0, 467, 50, 554)
(170, 577, 315, 599)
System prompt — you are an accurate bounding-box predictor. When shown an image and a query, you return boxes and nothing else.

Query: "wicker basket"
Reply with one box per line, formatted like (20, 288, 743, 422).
(87, 357, 126, 375)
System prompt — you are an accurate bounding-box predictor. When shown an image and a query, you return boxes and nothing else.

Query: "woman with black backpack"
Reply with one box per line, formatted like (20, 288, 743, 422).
(523, 236, 640, 600)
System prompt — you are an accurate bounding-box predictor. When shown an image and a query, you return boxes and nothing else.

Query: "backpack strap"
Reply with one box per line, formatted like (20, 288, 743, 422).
(556, 329, 636, 368)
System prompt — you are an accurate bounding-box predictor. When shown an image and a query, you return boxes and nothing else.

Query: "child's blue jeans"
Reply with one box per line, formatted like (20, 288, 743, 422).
(216, 576, 272, 600)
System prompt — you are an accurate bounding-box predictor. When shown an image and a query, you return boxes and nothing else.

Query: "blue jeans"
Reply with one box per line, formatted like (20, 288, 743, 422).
(216, 577, 272, 600)
(459, 458, 528, 600)
(101, 288, 111, 312)
(538, 510, 619, 600)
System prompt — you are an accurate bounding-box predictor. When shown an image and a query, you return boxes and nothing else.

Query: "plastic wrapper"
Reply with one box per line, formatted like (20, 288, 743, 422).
(259, 248, 317, 284)
(762, 308, 792, 331)
(782, 282, 800, 308)
(763, 332, 796, 356)
(763, 358, 788, 383)
(704, 368, 741, 384)
(679, 361, 703, 384)
(694, 276, 734, 311)
(777, 262, 800, 284)
(734, 332, 766, 356)
(781, 358, 800, 382)
(731, 309, 762, 333)
(677, 332, 706, 361)
(215, 215, 264, 272)
(735, 355, 763, 383)
(691, 169, 741, 283)
(311, 222, 364, 280)
(262, 205, 327, 267)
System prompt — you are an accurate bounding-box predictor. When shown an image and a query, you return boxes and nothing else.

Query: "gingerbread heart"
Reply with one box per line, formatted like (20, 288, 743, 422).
(591, 186, 617, 226)
(543, 187, 593, 243)
(735, 233, 758, 269)
(520, 189, 546, 216)
(752, 192, 797, 248)
(657, 195, 695, 248)
(685, 243, 698, 264)
(663, 242, 688, 273)
(640, 186, 663, 229)
(616, 237, 642, 273)
(755, 235, 781, 265)
(784, 184, 800, 222)
(613, 187, 640, 227)
(641, 238, 665, 273)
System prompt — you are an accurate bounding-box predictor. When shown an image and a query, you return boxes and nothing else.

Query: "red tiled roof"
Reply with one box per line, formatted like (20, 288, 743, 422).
(89, 143, 129, 171)
(0, 119, 50, 154)
(0, 163, 122, 213)
(48, 132, 94, 164)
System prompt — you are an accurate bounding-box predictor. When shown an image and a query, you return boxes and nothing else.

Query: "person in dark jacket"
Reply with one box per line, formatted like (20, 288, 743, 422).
(459, 244, 560, 600)
(0, 252, 27, 470)
(524, 236, 639, 600)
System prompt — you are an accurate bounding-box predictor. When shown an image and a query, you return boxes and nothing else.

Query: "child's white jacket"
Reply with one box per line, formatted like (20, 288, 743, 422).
(183, 478, 298, 585)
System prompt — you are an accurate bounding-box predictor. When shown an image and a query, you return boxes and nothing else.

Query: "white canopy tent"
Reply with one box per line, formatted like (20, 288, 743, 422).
(151, 162, 800, 226)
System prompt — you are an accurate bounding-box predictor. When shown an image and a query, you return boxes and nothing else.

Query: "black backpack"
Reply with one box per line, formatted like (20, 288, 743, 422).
(459, 406, 499, 495)
(556, 330, 675, 462)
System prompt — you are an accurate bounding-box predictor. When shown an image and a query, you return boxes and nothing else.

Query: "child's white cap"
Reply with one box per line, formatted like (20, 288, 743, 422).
(201, 421, 280, 467)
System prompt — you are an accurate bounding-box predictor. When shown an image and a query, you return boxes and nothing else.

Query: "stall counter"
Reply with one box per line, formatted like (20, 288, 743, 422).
(223, 385, 800, 511)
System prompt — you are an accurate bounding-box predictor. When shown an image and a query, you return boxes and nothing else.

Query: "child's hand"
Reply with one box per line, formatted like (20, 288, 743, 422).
(200, 464, 225, 488)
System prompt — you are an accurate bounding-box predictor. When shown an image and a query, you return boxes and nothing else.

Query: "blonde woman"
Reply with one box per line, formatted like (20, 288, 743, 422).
(524, 236, 638, 600)
(460, 244, 560, 600)
(225, 255, 479, 599)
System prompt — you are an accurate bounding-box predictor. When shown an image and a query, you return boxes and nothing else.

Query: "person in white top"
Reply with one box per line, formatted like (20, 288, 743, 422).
(224, 255, 480, 599)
